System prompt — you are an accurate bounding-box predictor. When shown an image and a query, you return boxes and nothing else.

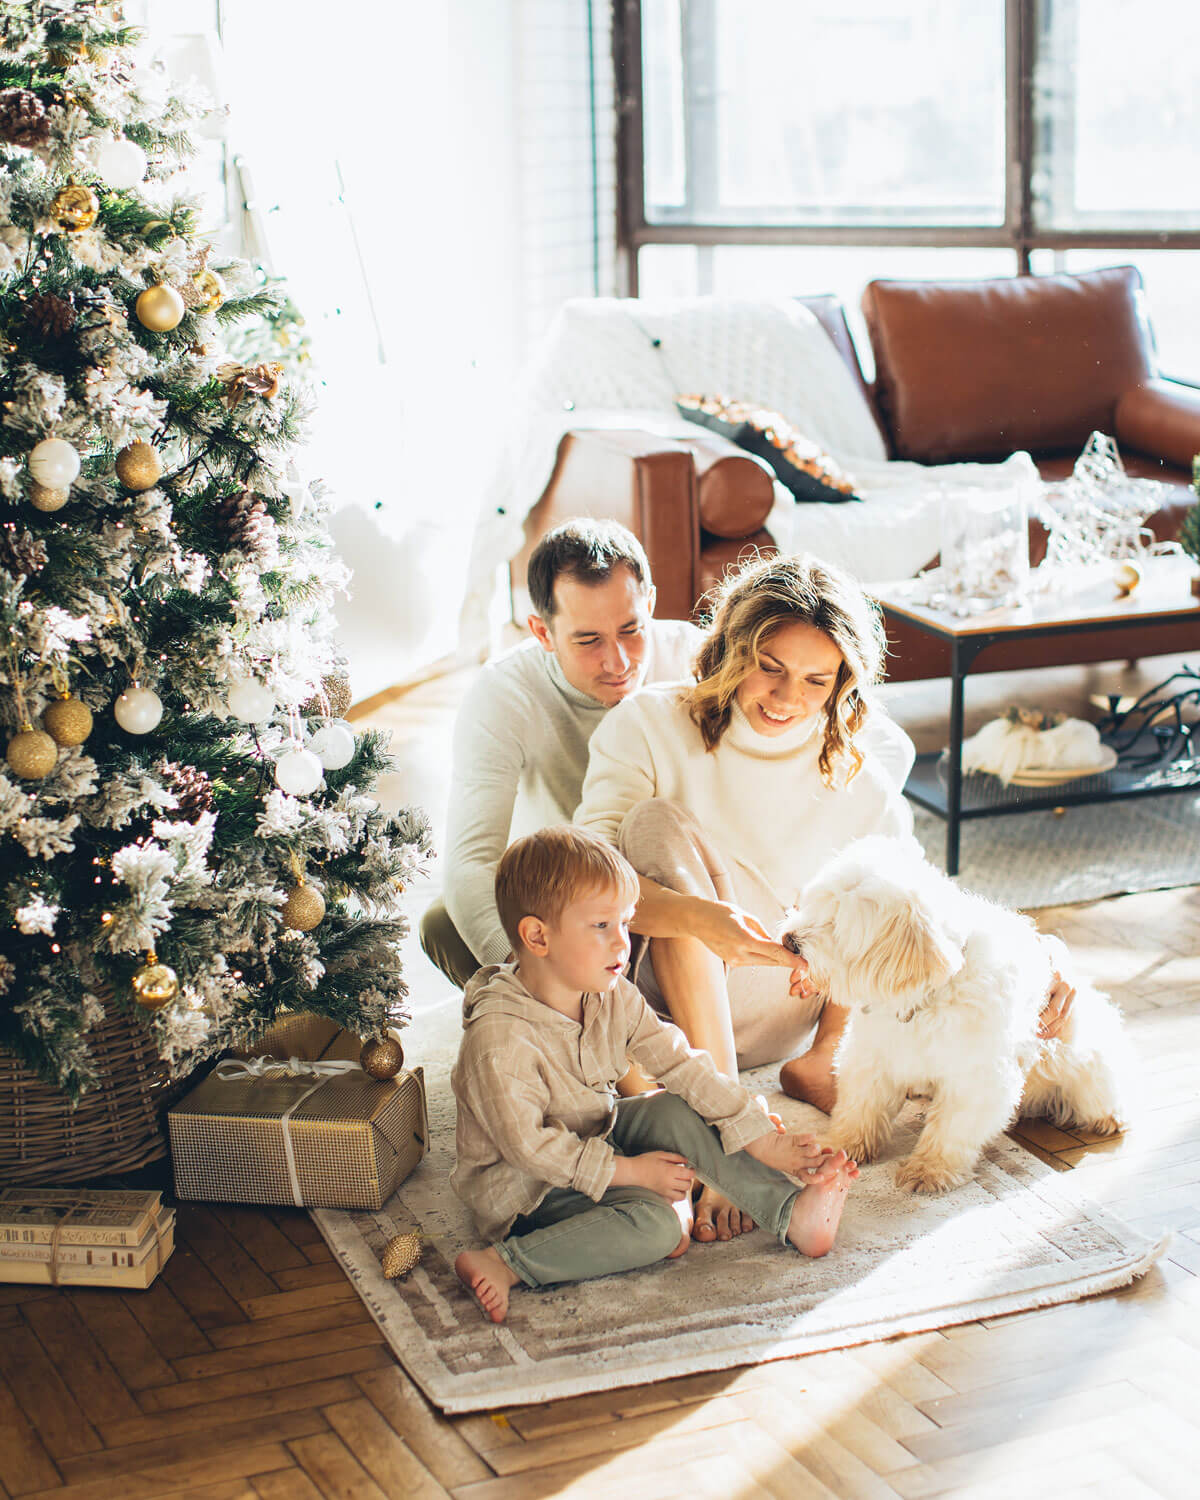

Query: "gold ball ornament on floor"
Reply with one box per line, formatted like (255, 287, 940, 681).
(114, 440, 162, 491)
(6, 727, 58, 779)
(43, 695, 93, 747)
(51, 184, 100, 232)
(131, 953, 179, 1009)
(360, 1036, 404, 1080)
(28, 482, 70, 512)
(281, 882, 326, 932)
(135, 284, 186, 333)
(192, 269, 226, 313)
(380, 1231, 422, 1279)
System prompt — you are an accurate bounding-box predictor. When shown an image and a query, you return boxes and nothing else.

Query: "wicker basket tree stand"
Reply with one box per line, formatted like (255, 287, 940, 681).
(0, 1003, 189, 1185)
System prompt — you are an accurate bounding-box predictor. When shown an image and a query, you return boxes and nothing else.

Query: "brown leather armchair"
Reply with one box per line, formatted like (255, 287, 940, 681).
(510, 268, 1200, 681)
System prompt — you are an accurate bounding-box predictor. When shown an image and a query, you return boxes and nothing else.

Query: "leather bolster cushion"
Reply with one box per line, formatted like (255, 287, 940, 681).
(673, 431, 775, 538)
(862, 265, 1155, 464)
(1115, 379, 1200, 471)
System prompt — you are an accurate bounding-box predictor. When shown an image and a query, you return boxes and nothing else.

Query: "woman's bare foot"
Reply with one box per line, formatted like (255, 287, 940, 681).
(693, 1185, 755, 1242)
(786, 1161, 857, 1258)
(668, 1193, 694, 1258)
(455, 1248, 520, 1323)
(779, 1047, 838, 1115)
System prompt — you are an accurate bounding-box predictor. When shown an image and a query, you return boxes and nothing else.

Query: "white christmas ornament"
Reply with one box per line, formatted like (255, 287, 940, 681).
(226, 679, 274, 724)
(275, 747, 324, 796)
(95, 137, 147, 190)
(308, 722, 355, 771)
(114, 685, 163, 734)
(28, 438, 81, 488)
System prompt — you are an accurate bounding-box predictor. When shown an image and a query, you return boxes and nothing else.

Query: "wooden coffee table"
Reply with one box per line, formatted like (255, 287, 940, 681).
(872, 558, 1200, 874)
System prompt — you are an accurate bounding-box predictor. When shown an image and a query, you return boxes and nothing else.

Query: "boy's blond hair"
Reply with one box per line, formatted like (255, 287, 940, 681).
(495, 826, 639, 951)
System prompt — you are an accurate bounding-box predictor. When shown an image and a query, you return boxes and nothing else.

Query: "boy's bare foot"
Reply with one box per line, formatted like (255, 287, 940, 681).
(668, 1193, 694, 1258)
(786, 1162, 856, 1258)
(779, 1047, 838, 1115)
(693, 1185, 755, 1242)
(455, 1248, 520, 1323)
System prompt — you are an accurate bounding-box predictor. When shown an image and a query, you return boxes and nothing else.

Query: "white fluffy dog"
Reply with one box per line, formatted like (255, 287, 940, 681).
(781, 836, 1131, 1194)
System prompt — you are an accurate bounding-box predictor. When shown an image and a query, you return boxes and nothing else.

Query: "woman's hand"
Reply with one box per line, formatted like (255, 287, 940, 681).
(689, 899, 796, 969)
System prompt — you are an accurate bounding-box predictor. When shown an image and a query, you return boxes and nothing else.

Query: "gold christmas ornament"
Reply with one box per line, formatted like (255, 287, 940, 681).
(131, 952, 179, 1009)
(51, 184, 100, 232)
(28, 481, 70, 512)
(192, 269, 226, 313)
(281, 882, 326, 932)
(360, 1036, 404, 1080)
(1114, 561, 1142, 598)
(301, 670, 353, 719)
(43, 694, 93, 747)
(380, 1231, 422, 1280)
(135, 284, 186, 333)
(114, 440, 162, 491)
(6, 727, 57, 779)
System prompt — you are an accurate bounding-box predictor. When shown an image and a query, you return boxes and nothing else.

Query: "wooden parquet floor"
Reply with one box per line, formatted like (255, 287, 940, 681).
(3, 656, 1198, 1500)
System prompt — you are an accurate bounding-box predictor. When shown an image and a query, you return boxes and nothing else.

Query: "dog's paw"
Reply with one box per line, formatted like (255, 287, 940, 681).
(828, 1130, 877, 1165)
(1080, 1114, 1126, 1137)
(894, 1156, 971, 1194)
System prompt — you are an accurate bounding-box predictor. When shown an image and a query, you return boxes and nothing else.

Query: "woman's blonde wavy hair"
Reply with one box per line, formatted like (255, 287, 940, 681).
(684, 552, 887, 787)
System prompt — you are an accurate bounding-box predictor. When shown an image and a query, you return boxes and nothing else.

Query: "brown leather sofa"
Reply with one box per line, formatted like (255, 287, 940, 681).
(511, 267, 1200, 681)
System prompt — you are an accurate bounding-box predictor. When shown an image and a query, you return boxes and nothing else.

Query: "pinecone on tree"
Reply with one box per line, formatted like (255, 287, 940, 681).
(216, 488, 272, 556)
(157, 759, 215, 821)
(26, 291, 76, 341)
(0, 88, 50, 148)
(0, 523, 48, 578)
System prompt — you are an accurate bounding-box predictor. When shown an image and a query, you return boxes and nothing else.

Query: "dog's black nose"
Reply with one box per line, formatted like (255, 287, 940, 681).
(781, 929, 802, 955)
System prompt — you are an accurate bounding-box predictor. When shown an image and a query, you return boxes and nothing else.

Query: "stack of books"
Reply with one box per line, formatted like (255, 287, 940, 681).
(0, 1188, 175, 1289)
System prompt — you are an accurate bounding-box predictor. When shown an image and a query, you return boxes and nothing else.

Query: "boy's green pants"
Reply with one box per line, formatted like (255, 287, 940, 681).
(493, 1090, 801, 1289)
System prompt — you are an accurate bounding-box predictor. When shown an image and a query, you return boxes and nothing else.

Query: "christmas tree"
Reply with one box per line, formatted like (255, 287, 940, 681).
(1181, 455, 1200, 567)
(0, 1, 431, 1100)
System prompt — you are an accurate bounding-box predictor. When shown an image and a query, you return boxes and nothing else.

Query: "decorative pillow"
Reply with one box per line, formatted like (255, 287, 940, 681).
(677, 394, 861, 504)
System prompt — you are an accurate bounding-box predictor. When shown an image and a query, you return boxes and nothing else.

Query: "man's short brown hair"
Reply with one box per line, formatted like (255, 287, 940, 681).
(495, 826, 639, 951)
(527, 519, 651, 620)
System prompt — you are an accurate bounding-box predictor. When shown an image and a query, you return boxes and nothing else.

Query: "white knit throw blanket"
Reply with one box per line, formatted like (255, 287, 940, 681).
(462, 296, 1039, 645)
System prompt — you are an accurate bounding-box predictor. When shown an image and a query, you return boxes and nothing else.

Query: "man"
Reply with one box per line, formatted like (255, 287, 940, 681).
(420, 519, 701, 986)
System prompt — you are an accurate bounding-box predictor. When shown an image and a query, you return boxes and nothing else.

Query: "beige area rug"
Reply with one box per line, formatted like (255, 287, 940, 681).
(312, 975, 1167, 1415)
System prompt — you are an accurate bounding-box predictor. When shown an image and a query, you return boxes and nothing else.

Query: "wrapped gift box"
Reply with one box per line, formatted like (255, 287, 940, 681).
(168, 1059, 426, 1210)
(230, 1010, 359, 1064)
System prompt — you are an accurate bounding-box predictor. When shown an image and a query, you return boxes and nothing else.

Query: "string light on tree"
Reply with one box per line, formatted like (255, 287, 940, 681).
(114, 684, 163, 734)
(135, 283, 185, 332)
(28, 437, 80, 488)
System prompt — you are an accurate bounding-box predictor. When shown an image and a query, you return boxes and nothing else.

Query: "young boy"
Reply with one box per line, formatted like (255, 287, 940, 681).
(450, 826, 858, 1323)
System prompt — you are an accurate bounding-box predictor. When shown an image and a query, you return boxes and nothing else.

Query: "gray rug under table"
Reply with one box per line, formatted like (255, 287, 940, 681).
(312, 992, 1166, 1415)
(911, 787, 1200, 908)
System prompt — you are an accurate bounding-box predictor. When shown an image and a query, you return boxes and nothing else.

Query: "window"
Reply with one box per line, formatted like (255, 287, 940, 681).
(619, 1, 1200, 374)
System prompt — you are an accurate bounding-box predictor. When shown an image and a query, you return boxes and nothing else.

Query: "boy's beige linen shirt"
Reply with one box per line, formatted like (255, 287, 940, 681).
(450, 964, 775, 1242)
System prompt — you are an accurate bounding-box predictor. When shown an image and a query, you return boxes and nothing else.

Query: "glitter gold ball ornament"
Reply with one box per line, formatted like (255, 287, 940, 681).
(131, 952, 179, 1009)
(381, 1232, 422, 1279)
(28, 482, 70, 512)
(6, 727, 57, 779)
(135, 284, 186, 333)
(300, 670, 352, 719)
(51, 184, 100, 232)
(114, 440, 162, 491)
(281, 882, 325, 932)
(360, 1036, 404, 1080)
(43, 695, 93, 747)
(192, 268, 226, 313)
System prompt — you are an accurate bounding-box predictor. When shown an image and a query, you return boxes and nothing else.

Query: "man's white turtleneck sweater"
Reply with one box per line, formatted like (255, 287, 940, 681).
(443, 621, 701, 966)
(576, 684, 915, 915)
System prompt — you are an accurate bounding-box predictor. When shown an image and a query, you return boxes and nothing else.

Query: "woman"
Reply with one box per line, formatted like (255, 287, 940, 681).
(575, 553, 1072, 1242)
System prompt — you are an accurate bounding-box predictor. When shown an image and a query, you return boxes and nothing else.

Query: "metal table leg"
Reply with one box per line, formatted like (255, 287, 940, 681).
(946, 639, 965, 875)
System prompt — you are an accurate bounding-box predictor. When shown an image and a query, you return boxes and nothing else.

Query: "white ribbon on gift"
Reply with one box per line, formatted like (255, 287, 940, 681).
(214, 1056, 365, 1207)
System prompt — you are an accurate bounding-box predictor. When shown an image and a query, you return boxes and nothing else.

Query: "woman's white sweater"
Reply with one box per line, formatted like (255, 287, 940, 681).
(576, 684, 915, 913)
